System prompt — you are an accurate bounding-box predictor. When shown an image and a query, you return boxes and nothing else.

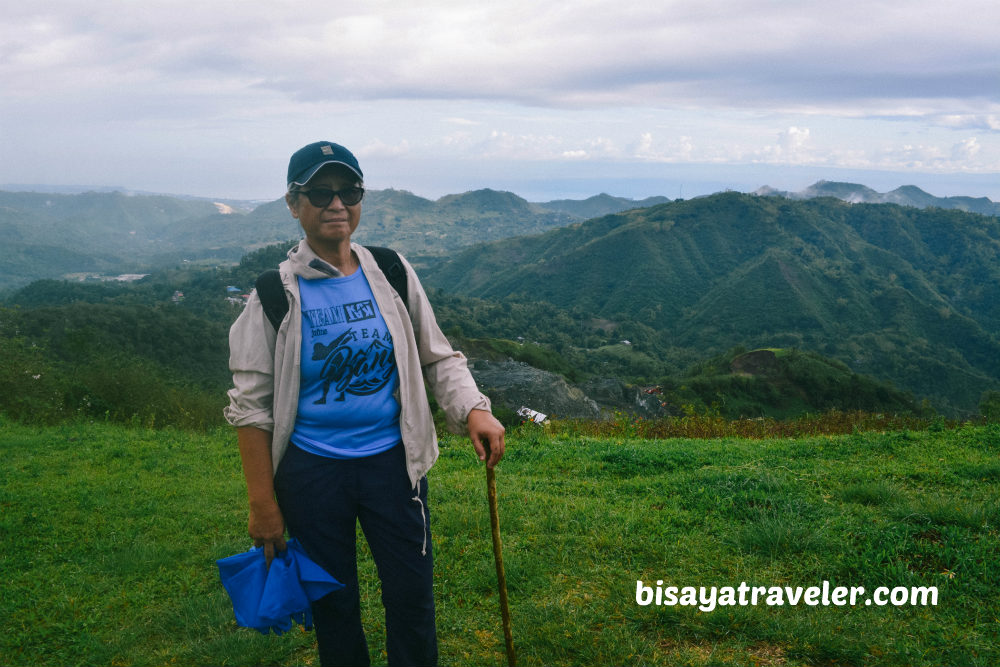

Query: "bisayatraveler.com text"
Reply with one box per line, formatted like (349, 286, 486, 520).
(636, 580, 938, 612)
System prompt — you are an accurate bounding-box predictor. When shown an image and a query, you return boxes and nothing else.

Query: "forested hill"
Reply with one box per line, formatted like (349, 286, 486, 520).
(421, 192, 1000, 415)
(0, 188, 582, 290)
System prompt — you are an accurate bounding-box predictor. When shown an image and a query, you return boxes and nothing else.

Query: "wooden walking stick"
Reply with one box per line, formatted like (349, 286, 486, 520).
(486, 448, 516, 667)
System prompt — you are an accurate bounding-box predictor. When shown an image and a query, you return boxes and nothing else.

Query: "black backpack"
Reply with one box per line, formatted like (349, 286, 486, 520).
(254, 245, 409, 330)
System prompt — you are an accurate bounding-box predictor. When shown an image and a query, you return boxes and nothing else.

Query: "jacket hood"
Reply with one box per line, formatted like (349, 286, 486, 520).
(285, 239, 350, 280)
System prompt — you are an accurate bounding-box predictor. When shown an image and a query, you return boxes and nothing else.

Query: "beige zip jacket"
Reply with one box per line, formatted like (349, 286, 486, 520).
(224, 240, 491, 489)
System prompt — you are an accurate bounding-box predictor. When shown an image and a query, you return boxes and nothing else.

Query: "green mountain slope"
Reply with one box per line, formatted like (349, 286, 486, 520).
(536, 192, 672, 218)
(679, 347, 923, 419)
(0, 191, 245, 288)
(421, 193, 1000, 414)
(0, 188, 583, 290)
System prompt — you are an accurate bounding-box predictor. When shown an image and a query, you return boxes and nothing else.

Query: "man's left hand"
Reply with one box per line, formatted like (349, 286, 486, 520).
(468, 408, 506, 468)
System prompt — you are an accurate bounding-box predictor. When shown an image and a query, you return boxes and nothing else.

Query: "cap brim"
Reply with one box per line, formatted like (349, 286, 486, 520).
(288, 161, 364, 190)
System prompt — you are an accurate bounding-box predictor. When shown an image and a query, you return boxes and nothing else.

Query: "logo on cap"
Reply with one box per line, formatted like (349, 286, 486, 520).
(321, 145, 334, 155)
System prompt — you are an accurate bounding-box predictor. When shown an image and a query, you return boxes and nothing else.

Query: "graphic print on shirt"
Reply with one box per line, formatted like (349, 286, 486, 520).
(294, 271, 401, 459)
(304, 299, 395, 404)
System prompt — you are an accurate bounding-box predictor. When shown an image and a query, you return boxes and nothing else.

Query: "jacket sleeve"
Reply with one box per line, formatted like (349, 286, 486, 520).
(401, 256, 491, 434)
(223, 291, 278, 432)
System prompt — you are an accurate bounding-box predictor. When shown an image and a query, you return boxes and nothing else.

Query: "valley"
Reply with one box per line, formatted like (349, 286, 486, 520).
(2, 182, 999, 419)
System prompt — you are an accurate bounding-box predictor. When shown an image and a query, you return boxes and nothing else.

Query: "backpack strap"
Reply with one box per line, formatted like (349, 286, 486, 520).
(254, 246, 409, 331)
(254, 269, 288, 331)
(365, 245, 409, 310)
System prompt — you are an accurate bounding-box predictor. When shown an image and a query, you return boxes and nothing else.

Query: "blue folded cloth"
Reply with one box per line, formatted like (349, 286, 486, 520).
(217, 538, 343, 635)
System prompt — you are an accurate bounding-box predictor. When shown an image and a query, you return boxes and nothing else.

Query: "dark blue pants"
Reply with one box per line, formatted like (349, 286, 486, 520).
(274, 442, 437, 667)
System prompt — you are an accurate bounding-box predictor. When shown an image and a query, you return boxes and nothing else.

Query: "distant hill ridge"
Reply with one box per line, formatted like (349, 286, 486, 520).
(2, 180, 998, 292)
(0, 186, 667, 290)
(756, 180, 1000, 216)
(538, 192, 673, 218)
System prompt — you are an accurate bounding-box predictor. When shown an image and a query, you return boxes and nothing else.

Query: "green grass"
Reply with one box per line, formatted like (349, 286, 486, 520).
(2, 418, 998, 665)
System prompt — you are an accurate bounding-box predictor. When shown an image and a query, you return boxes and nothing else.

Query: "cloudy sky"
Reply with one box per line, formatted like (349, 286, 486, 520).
(3, 1, 999, 202)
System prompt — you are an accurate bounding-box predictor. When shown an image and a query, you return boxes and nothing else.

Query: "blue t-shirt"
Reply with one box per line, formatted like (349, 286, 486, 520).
(290, 271, 402, 458)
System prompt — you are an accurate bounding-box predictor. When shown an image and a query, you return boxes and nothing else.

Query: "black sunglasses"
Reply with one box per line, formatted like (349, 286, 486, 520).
(295, 186, 365, 207)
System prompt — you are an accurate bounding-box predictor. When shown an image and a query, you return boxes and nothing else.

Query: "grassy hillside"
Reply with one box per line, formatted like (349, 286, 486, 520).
(2, 419, 998, 666)
(421, 193, 1000, 415)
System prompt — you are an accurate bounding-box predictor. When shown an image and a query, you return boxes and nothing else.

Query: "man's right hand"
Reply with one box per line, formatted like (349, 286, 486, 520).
(248, 499, 287, 568)
(237, 426, 286, 568)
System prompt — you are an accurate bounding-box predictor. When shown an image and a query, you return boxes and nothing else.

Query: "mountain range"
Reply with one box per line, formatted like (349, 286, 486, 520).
(2, 181, 997, 291)
(756, 180, 1000, 216)
(3, 181, 1000, 415)
(420, 192, 1000, 415)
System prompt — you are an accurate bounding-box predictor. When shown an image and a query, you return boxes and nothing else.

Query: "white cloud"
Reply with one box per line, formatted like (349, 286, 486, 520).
(8, 0, 1000, 114)
(634, 132, 655, 157)
(4, 1, 1000, 199)
(444, 117, 483, 126)
(951, 138, 982, 162)
(779, 126, 812, 159)
(359, 139, 413, 159)
(478, 130, 566, 160)
(937, 114, 1000, 132)
(629, 132, 699, 163)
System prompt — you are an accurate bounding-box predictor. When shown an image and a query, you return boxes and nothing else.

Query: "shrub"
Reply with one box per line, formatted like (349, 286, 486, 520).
(979, 390, 1000, 422)
(0, 337, 67, 424)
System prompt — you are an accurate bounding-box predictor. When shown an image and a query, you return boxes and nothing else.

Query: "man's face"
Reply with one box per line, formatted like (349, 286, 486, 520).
(287, 165, 362, 251)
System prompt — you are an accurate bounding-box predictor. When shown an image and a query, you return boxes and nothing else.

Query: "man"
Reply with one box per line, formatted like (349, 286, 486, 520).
(225, 141, 506, 666)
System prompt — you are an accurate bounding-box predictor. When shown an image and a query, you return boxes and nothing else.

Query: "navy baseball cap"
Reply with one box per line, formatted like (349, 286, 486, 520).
(286, 141, 364, 190)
